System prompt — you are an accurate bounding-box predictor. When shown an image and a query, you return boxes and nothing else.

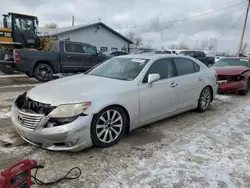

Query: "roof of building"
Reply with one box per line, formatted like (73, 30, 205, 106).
(38, 22, 133, 44)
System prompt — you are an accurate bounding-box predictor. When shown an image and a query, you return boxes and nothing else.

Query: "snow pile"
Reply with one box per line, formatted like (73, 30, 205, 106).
(100, 105, 250, 188)
(215, 95, 233, 103)
(0, 108, 11, 119)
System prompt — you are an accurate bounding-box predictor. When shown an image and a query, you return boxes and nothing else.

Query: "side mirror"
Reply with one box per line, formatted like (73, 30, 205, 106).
(148, 74, 160, 84)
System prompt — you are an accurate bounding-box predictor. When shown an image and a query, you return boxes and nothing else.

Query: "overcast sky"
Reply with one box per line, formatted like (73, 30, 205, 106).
(1, 0, 250, 53)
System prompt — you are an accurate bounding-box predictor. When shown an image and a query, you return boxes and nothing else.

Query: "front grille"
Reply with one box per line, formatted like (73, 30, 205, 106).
(15, 92, 55, 115)
(14, 106, 43, 129)
(218, 75, 239, 82)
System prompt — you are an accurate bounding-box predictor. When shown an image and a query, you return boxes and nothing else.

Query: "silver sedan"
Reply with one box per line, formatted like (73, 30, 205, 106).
(11, 54, 218, 151)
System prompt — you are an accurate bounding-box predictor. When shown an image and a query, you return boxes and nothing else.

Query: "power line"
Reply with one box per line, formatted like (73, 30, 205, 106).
(186, 9, 245, 37)
(163, 9, 246, 35)
(216, 11, 245, 40)
(125, 0, 247, 29)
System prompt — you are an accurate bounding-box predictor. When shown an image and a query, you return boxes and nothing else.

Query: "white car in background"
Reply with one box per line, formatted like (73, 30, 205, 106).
(215, 56, 225, 62)
(11, 54, 218, 152)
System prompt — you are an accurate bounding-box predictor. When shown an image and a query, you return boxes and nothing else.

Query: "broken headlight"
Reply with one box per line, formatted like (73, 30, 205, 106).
(49, 102, 91, 118)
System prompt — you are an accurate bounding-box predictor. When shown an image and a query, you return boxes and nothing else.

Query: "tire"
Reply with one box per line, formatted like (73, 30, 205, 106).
(196, 87, 212, 112)
(239, 80, 249, 95)
(34, 63, 53, 82)
(91, 106, 127, 148)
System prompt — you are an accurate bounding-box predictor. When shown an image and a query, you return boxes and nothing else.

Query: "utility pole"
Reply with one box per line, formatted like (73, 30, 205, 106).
(237, 0, 250, 56)
(72, 16, 75, 26)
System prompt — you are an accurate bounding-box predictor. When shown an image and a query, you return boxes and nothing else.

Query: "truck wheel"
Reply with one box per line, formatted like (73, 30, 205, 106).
(34, 63, 53, 82)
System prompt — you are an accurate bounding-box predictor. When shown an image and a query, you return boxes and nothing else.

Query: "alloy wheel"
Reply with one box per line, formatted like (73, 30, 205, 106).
(35, 64, 53, 82)
(96, 110, 123, 143)
(200, 88, 211, 110)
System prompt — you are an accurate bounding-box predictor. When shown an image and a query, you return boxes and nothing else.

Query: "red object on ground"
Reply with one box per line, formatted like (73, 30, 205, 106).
(212, 66, 250, 93)
(0, 159, 37, 188)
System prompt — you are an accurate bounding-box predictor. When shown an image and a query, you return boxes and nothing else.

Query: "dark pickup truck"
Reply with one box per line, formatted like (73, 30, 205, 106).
(179, 50, 215, 66)
(13, 40, 107, 81)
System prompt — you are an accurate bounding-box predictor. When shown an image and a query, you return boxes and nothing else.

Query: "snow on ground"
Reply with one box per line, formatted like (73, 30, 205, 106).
(100, 104, 250, 188)
(0, 84, 38, 89)
(215, 94, 233, 103)
(0, 91, 22, 101)
(0, 108, 11, 119)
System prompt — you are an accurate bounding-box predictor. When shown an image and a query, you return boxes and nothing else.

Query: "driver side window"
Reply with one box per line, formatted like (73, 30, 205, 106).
(143, 58, 173, 83)
(82, 45, 97, 55)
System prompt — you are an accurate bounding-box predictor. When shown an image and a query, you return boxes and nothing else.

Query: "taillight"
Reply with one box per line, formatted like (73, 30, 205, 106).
(13, 49, 21, 63)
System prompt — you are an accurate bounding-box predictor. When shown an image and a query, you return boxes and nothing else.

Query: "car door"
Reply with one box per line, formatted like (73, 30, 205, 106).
(82, 44, 105, 71)
(61, 42, 85, 72)
(172, 57, 204, 109)
(138, 58, 178, 122)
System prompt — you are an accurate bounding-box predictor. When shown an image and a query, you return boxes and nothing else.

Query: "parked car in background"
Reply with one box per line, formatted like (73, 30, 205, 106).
(179, 50, 215, 66)
(155, 50, 172, 54)
(140, 50, 174, 55)
(104, 51, 128, 57)
(215, 56, 225, 62)
(13, 40, 108, 82)
(11, 54, 218, 152)
(212, 57, 250, 95)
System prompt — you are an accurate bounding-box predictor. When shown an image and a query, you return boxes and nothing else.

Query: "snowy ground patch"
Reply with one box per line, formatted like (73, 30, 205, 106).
(100, 104, 250, 188)
(0, 108, 11, 119)
(215, 94, 233, 103)
(0, 91, 23, 101)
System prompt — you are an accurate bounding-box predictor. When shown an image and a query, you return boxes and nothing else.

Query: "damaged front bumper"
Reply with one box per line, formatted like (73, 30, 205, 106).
(11, 104, 93, 152)
(217, 80, 247, 93)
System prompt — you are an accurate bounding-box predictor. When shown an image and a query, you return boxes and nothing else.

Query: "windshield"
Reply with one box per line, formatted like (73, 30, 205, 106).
(213, 59, 250, 67)
(87, 57, 149, 80)
(179, 51, 194, 56)
(14, 17, 35, 34)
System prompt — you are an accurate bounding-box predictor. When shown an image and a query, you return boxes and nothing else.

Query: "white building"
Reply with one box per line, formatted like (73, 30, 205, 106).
(38, 22, 133, 53)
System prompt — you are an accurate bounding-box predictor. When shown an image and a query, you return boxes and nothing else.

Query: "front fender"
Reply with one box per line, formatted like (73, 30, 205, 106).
(84, 92, 139, 127)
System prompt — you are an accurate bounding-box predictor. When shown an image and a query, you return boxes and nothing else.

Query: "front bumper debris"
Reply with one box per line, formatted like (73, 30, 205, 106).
(11, 103, 93, 152)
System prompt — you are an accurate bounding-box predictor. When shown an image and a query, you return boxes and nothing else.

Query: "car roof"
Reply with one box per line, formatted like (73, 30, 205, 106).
(115, 54, 189, 61)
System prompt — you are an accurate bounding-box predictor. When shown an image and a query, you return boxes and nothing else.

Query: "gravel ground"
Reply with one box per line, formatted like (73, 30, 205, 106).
(0, 78, 250, 187)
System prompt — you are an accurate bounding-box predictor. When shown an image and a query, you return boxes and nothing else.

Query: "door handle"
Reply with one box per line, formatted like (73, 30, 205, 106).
(198, 77, 203, 81)
(66, 55, 71, 58)
(170, 82, 178, 87)
(86, 56, 91, 59)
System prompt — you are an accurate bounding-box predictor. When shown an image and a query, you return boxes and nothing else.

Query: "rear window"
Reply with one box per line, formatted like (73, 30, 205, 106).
(179, 51, 194, 56)
(213, 59, 250, 67)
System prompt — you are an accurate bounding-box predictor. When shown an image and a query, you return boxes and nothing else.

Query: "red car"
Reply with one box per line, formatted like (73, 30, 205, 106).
(212, 58, 250, 95)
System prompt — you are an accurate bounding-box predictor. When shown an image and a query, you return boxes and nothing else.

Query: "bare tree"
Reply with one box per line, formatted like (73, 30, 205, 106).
(127, 32, 135, 41)
(44, 23, 58, 29)
(208, 38, 217, 51)
(241, 42, 248, 55)
(178, 41, 189, 50)
(127, 32, 143, 49)
(134, 36, 142, 49)
(200, 40, 208, 50)
(168, 44, 178, 49)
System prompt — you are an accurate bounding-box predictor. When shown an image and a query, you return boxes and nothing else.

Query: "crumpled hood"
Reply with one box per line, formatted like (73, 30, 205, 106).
(27, 74, 130, 105)
(211, 66, 249, 75)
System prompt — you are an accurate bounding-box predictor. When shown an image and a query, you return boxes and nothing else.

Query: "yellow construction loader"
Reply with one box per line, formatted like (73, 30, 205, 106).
(0, 12, 69, 74)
